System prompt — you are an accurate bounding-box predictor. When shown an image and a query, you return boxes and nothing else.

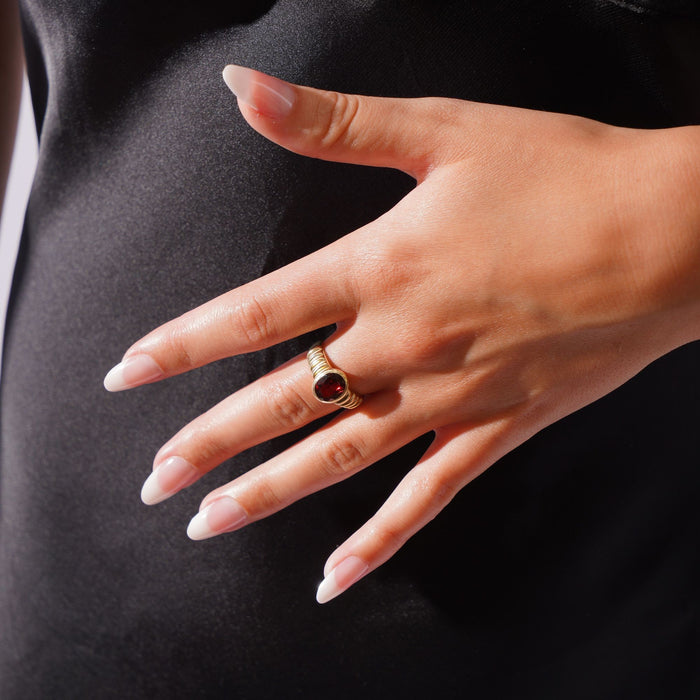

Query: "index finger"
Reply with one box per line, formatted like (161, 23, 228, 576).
(103, 243, 358, 391)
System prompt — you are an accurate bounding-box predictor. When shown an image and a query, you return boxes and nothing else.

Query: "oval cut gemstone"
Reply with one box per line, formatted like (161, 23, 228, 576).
(314, 372, 346, 401)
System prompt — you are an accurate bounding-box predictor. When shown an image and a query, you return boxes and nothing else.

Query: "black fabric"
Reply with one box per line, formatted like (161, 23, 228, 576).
(2, 1, 699, 697)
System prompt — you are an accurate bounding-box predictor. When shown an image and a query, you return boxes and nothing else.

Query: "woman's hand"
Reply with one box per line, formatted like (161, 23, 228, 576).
(104, 66, 700, 603)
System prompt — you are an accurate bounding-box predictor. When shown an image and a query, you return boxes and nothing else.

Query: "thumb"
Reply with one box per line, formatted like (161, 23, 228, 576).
(222, 64, 457, 180)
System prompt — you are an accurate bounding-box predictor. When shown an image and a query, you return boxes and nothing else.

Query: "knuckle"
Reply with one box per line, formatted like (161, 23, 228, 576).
(400, 330, 444, 365)
(245, 474, 284, 514)
(317, 435, 367, 479)
(179, 418, 228, 466)
(390, 326, 454, 372)
(316, 91, 361, 150)
(369, 523, 405, 553)
(422, 96, 478, 162)
(363, 240, 414, 289)
(161, 325, 196, 371)
(266, 382, 318, 428)
(421, 472, 458, 505)
(424, 97, 463, 129)
(231, 295, 276, 348)
(348, 235, 417, 305)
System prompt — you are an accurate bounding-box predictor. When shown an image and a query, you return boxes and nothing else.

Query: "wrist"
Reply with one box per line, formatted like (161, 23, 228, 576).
(613, 124, 700, 352)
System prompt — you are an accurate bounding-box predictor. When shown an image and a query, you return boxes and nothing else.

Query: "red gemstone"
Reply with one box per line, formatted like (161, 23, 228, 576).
(314, 372, 346, 401)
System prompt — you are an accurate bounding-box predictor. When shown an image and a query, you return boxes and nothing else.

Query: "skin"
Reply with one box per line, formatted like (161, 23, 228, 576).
(101, 67, 700, 599)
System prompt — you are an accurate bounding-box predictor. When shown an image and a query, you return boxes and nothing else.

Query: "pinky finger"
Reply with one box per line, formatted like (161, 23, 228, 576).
(316, 418, 529, 604)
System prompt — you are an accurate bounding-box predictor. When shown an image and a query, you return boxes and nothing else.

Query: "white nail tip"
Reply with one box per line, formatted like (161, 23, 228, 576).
(222, 65, 250, 101)
(103, 354, 163, 392)
(140, 470, 167, 505)
(103, 363, 126, 392)
(186, 505, 213, 540)
(186, 496, 248, 541)
(140, 457, 199, 506)
(316, 556, 369, 604)
(221, 64, 294, 119)
(316, 573, 341, 605)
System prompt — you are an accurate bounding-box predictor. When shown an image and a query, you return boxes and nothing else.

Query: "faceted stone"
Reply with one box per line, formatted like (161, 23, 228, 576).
(314, 372, 346, 401)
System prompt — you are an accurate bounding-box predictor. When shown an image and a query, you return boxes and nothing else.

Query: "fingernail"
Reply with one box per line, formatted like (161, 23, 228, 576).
(222, 65, 295, 119)
(187, 496, 248, 540)
(316, 555, 369, 604)
(141, 456, 200, 506)
(103, 354, 163, 392)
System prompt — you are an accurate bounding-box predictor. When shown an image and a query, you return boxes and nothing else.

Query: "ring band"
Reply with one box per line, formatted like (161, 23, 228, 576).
(307, 342, 363, 409)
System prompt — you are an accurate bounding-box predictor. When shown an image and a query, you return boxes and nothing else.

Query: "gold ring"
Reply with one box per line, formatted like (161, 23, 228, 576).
(307, 342, 363, 409)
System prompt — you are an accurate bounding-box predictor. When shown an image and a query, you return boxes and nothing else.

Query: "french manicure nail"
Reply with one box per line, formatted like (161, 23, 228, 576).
(141, 456, 200, 506)
(103, 354, 163, 392)
(187, 496, 248, 540)
(316, 555, 369, 604)
(222, 65, 295, 119)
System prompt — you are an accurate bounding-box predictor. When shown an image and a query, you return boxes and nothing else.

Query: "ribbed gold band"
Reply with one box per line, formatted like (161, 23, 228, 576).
(307, 342, 363, 409)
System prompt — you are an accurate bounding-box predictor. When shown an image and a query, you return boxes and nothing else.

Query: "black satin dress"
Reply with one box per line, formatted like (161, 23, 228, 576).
(1, 1, 699, 697)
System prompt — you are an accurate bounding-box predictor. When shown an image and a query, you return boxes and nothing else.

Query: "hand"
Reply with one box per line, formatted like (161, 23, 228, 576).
(104, 66, 700, 603)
